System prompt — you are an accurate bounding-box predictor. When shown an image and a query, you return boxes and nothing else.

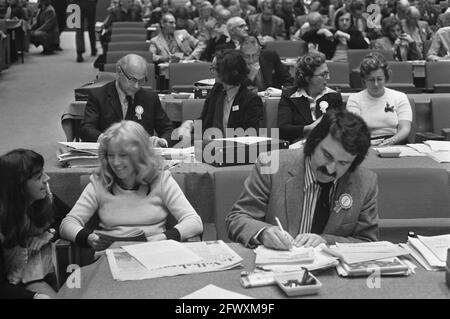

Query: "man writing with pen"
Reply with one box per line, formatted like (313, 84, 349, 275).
(226, 110, 379, 250)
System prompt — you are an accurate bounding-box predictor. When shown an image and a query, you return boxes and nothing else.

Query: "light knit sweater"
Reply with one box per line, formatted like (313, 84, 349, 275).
(60, 170, 203, 244)
(346, 87, 412, 138)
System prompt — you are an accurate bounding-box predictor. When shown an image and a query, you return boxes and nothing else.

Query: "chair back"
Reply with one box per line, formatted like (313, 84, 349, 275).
(168, 62, 212, 92)
(425, 61, 450, 91)
(430, 95, 450, 135)
(386, 61, 416, 93)
(263, 98, 280, 133)
(108, 41, 150, 52)
(326, 62, 351, 92)
(264, 40, 308, 59)
(110, 33, 147, 42)
(105, 50, 153, 64)
(408, 97, 417, 143)
(214, 168, 252, 241)
(61, 101, 87, 141)
(111, 27, 147, 35)
(111, 21, 146, 28)
(374, 167, 450, 242)
(181, 99, 205, 121)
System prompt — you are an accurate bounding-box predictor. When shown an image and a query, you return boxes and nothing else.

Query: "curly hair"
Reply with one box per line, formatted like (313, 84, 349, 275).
(304, 110, 371, 172)
(359, 52, 390, 81)
(294, 51, 326, 89)
(215, 49, 249, 86)
(97, 121, 163, 193)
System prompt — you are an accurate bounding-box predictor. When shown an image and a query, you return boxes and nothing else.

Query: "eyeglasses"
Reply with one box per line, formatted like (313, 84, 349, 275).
(119, 65, 147, 85)
(312, 71, 330, 79)
(237, 23, 247, 28)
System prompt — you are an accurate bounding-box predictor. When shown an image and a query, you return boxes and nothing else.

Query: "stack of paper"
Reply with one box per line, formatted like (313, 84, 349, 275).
(373, 146, 426, 157)
(424, 140, 450, 152)
(106, 240, 243, 281)
(406, 235, 450, 271)
(255, 246, 314, 266)
(328, 241, 410, 264)
(326, 241, 414, 277)
(57, 142, 99, 168)
(154, 146, 194, 160)
(213, 136, 272, 145)
(254, 244, 339, 272)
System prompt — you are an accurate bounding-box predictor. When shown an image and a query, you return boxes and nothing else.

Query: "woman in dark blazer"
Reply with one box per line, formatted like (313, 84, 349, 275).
(278, 51, 344, 143)
(200, 50, 263, 137)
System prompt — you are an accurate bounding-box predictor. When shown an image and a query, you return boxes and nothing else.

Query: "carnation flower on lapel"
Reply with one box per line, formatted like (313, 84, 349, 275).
(135, 105, 144, 120)
(319, 100, 329, 113)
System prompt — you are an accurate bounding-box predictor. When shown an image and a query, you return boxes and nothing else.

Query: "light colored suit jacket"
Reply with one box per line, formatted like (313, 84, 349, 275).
(226, 149, 379, 248)
(149, 29, 204, 62)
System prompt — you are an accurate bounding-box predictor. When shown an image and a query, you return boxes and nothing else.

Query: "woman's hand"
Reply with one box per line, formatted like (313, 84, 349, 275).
(28, 231, 54, 255)
(378, 137, 397, 146)
(87, 233, 113, 251)
(146, 233, 167, 242)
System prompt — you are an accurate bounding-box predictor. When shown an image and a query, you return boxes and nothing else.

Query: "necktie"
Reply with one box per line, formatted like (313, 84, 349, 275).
(125, 95, 134, 120)
(311, 182, 333, 234)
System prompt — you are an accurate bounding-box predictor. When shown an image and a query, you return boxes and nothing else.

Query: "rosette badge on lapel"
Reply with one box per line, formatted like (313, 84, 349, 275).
(319, 101, 329, 114)
(135, 105, 144, 120)
(334, 193, 353, 213)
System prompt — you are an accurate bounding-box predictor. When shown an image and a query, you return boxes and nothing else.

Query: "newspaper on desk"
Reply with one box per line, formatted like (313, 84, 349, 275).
(106, 240, 243, 281)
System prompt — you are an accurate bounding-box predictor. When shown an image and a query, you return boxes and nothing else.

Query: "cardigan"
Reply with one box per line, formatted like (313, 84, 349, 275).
(60, 171, 203, 247)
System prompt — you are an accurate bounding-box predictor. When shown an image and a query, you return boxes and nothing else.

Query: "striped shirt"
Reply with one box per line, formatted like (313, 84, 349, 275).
(300, 157, 337, 234)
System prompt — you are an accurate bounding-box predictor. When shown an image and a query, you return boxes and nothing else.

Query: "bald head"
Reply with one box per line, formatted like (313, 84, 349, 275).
(307, 12, 323, 30)
(406, 6, 420, 20)
(118, 54, 148, 78)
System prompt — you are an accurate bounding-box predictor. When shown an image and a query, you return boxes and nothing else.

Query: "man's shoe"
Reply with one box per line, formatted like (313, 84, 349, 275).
(77, 53, 84, 62)
(41, 49, 54, 55)
(91, 48, 98, 56)
(54, 45, 63, 51)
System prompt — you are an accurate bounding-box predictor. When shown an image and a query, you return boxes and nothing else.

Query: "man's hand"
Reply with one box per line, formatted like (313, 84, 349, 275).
(150, 136, 168, 148)
(260, 226, 293, 250)
(317, 28, 333, 38)
(293, 233, 326, 248)
(28, 231, 54, 255)
(87, 233, 113, 251)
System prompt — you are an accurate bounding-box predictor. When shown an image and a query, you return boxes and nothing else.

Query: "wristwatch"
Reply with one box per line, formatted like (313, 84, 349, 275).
(47, 228, 56, 236)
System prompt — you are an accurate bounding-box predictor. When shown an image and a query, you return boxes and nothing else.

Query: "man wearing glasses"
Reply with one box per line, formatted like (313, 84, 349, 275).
(149, 13, 204, 63)
(80, 54, 174, 147)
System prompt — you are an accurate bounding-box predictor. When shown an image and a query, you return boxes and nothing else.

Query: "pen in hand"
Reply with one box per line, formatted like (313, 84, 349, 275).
(275, 217, 292, 250)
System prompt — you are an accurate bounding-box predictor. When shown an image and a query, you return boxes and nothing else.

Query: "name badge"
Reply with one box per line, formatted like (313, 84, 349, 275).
(232, 105, 239, 112)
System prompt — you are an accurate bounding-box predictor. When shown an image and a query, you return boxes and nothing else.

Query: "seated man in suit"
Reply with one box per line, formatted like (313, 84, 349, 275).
(79, 54, 174, 147)
(201, 15, 248, 61)
(427, 26, 450, 61)
(240, 36, 293, 91)
(226, 110, 378, 250)
(149, 12, 205, 63)
(248, 0, 285, 45)
(177, 49, 263, 139)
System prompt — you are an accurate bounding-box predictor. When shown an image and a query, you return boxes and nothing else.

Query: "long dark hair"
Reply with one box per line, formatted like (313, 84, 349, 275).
(0, 149, 53, 248)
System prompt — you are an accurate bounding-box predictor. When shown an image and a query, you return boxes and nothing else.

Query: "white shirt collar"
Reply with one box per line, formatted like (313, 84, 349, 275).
(290, 86, 335, 100)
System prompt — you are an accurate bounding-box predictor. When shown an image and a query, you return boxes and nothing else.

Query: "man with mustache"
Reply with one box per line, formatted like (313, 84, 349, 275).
(226, 110, 379, 250)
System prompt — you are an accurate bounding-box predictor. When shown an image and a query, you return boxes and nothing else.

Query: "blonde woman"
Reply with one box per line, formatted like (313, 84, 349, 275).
(60, 121, 203, 251)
